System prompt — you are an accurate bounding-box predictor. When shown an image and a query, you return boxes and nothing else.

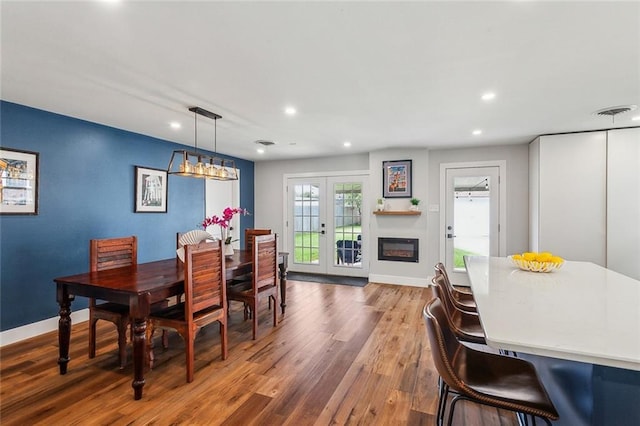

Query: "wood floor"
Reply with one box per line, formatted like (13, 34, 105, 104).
(0, 280, 517, 425)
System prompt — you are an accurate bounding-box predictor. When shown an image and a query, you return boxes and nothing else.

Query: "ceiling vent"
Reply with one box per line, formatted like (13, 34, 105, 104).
(593, 105, 637, 121)
(255, 140, 276, 146)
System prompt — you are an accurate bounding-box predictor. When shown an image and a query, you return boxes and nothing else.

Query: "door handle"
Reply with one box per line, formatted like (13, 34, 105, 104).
(447, 233, 455, 239)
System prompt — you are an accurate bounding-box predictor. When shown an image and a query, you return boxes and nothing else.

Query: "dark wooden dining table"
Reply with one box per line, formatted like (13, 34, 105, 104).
(54, 250, 288, 400)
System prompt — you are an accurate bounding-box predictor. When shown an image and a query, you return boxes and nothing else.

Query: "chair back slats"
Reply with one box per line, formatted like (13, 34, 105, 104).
(184, 241, 225, 319)
(90, 236, 137, 272)
(245, 228, 271, 256)
(253, 234, 277, 293)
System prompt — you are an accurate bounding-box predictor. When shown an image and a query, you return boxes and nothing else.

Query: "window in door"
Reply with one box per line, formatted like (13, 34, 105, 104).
(292, 182, 321, 265)
(333, 182, 362, 268)
(442, 164, 503, 284)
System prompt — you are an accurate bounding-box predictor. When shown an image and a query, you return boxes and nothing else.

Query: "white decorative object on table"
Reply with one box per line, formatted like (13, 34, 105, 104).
(176, 229, 214, 262)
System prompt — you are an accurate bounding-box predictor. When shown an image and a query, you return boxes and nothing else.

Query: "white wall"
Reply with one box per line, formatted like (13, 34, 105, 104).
(254, 144, 529, 286)
(368, 148, 430, 286)
(254, 153, 370, 246)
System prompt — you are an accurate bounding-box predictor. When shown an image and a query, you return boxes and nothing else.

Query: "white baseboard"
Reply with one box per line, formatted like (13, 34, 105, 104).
(0, 308, 89, 347)
(368, 274, 432, 288)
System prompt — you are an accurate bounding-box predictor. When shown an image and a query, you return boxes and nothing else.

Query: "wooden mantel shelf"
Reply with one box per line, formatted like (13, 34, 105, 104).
(373, 210, 421, 216)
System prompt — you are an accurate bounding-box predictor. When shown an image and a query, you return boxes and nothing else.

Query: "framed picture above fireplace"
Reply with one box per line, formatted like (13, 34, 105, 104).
(382, 159, 412, 198)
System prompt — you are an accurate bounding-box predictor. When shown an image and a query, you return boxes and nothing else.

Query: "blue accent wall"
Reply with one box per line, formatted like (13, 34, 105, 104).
(0, 101, 254, 331)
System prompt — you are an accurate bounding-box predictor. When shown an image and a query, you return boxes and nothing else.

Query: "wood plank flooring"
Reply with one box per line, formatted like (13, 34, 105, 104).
(0, 280, 517, 425)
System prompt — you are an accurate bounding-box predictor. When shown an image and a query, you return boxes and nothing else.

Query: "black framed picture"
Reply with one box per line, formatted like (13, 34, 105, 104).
(382, 159, 412, 198)
(135, 166, 168, 213)
(0, 147, 39, 215)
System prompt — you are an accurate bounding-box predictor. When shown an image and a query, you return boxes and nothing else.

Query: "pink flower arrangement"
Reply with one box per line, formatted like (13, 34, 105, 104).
(202, 207, 249, 244)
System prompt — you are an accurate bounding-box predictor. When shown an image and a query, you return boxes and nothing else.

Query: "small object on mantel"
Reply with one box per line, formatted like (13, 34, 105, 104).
(373, 210, 421, 216)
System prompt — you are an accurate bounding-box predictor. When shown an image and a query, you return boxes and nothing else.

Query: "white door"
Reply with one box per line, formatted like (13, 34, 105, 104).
(444, 166, 500, 284)
(287, 175, 368, 277)
(205, 171, 241, 249)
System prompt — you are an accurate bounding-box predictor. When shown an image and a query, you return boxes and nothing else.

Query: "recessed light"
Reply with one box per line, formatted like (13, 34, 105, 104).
(472, 129, 483, 135)
(632, 115, 640, 121)
(284, 106, 297, 116)
(256, 148, 265, 154)
(481, 92, 496, 101)
(169, 122, 181, 129)
(343, 141, 352, 147)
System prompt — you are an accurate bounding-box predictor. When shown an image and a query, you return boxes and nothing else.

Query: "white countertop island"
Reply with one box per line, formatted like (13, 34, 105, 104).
(465, 256, 640, 371)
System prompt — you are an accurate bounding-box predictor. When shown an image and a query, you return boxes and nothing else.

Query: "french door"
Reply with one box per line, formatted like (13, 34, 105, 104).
(286, 174, 368, 277)
(442, 165, 501, 284)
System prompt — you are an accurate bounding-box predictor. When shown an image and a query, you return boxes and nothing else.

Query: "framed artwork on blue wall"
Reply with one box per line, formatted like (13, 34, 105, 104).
(0, 147, 39, 215)
(135, 166, 168, 213)
(382, 159, 412, 198)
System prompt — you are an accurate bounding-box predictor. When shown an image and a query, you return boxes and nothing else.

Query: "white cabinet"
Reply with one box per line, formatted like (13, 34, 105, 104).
(529, 132, 607, 265)
(530, 128, 640, 277)
(607, 128, 640, 280)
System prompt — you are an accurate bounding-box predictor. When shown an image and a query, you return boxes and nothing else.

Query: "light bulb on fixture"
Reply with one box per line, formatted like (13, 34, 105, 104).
(167, 107, 238, 180)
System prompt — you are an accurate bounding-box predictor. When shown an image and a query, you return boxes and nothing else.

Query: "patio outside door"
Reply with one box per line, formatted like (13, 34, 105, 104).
(443, 166, 500, 284)
(286, 175, 368, 277)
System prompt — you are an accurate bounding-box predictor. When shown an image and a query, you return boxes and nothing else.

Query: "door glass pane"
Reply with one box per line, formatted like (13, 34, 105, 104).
(333, 182, 362, 268)
(453, 176, 490, 270)
(293, 183, 320, 264)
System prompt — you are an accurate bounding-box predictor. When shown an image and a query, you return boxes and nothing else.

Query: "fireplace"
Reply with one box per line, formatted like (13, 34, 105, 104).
(378, 238, 419, 262)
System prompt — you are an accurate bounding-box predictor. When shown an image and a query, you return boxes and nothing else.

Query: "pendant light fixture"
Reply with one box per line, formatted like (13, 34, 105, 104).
(167, 107, 238, 181)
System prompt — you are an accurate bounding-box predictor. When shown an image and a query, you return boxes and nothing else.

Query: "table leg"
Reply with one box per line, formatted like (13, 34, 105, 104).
(131, 317, 147, 400)
(279, 263, 287, 315)
(56, 284, 72, 375)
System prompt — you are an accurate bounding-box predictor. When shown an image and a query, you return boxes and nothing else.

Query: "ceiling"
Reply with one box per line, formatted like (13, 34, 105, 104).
(2, 1, 639, 162)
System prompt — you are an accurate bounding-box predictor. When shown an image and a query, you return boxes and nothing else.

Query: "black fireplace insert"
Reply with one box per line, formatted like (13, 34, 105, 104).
(378, 237, 419, 262)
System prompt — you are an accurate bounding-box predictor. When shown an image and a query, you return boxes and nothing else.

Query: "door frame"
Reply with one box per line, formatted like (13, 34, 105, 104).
(205, 169, 241, 249)
(439, 161, 506, 283)
(282, 170, 370, 276)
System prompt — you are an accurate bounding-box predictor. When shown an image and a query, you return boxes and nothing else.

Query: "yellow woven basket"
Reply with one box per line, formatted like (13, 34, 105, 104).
(508, 256, 564, 273)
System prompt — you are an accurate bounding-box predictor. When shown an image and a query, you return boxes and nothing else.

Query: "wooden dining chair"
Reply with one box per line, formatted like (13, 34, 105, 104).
(89, 236, 168, 369)
(423, 298, 559, 426)
(434, 262, 477, 313)
(227, 233, 278, 340)
(244, 228, 271, 255)
(230, 228, 272, 287)
(147, 240, 228, 383)
(88, 236, 137, 368)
